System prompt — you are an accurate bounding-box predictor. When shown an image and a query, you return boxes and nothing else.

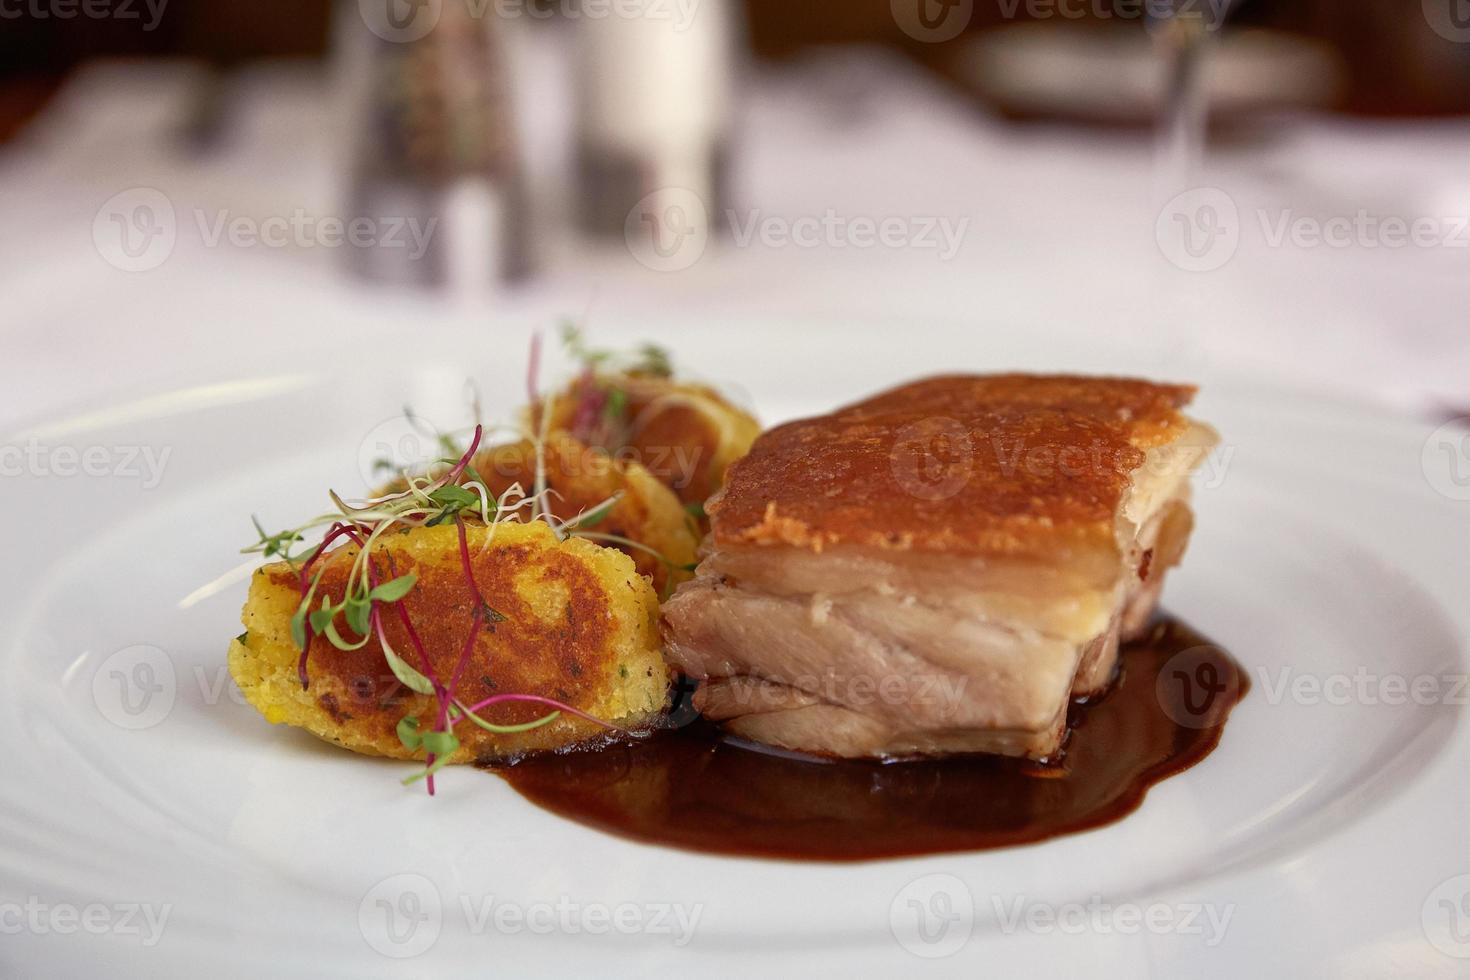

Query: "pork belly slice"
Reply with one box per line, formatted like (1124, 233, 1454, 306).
(662, 373, 1218, 761)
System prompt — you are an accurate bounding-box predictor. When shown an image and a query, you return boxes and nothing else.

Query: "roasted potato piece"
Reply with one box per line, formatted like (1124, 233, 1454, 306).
(540, 372, 760, 511)
(473, 432, 698, 595)
(228, 521, 667, 763)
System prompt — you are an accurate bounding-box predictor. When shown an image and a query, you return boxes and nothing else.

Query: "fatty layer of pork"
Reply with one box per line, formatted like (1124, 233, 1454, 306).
(663, 440, 1203, 761)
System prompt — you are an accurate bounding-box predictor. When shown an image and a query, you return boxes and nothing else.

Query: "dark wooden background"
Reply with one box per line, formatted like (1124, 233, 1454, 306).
(2, 0, 1467, 141)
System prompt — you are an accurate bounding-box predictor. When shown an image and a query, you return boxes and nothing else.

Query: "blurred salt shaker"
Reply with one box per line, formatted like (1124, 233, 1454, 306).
(573, 0, 736, 237)
(336, 0, 532, 293)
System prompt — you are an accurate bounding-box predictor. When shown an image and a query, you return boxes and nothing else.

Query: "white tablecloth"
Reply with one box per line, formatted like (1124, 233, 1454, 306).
(1, 40, 1466, 429)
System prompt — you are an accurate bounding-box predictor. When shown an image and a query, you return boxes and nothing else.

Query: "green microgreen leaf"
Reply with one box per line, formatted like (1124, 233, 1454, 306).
(322, 615, 373, 651)
(425, 484, 481, 526)
(401, 728, 461, 785)
(604, 387, 628, 420)
(369, 574, 418, 604)
(462, 463, 489, 491)
(420, 730, 460, 756)
(252, 515, 305, 562)
(308, 595, 336, 635)
(344, 595, 372, 636)
(402, 751, 456, 786)
(561, 322, 671, 377)
(382, 641, 436, 696)
(428, 484, 479, 510)
(396, 715, 422, 752)
(634, 343, 672, 378)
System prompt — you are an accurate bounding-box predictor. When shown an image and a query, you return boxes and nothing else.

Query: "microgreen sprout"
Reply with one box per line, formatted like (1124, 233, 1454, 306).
(557, 322, 678, 448)
(560, 322, 672, 379)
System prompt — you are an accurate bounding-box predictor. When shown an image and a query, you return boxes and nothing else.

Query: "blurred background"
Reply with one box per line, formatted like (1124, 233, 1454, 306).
(1, 0, 1467, 422)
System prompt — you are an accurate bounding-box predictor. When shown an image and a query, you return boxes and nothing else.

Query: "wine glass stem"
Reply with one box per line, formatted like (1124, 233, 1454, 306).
(1157, 18, 1209, 193)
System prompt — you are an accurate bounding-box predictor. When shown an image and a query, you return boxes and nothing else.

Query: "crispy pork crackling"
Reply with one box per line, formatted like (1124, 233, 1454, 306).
(661, 374, 1218, 760)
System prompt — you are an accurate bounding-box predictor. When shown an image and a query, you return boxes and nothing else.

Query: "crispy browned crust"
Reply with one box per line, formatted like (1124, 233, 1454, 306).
(710, 374, 1198, 559)
(378, 432, 699, 594)
(542, 373, 761, 508)
(473, 433, 698, 594)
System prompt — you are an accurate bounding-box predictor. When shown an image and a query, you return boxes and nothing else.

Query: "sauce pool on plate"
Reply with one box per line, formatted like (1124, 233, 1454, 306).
(489, 616, 1248, 861)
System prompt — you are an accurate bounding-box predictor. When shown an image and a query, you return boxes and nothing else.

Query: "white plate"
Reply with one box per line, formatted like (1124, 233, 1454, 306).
(3, 321, 1468, 978)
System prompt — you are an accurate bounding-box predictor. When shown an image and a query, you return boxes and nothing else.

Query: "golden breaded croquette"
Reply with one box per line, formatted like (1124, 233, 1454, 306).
(228, 521, 667, 764)
(473, 432, 698, 595)
(541, 372, 761, 511)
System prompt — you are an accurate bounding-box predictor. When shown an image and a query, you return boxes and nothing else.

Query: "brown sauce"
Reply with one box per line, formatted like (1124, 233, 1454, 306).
(490, 616, 1248, 861)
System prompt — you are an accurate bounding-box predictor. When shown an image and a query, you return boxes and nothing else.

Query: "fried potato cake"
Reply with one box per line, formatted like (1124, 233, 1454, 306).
(473, 432, 699, 595)
(229, 521, 667, 763)
(540, 372, 761, 511)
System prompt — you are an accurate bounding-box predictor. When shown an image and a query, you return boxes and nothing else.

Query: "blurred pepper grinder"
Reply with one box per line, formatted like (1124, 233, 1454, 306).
(574, 0, 737, 243)
(336, 0, 531, 291)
